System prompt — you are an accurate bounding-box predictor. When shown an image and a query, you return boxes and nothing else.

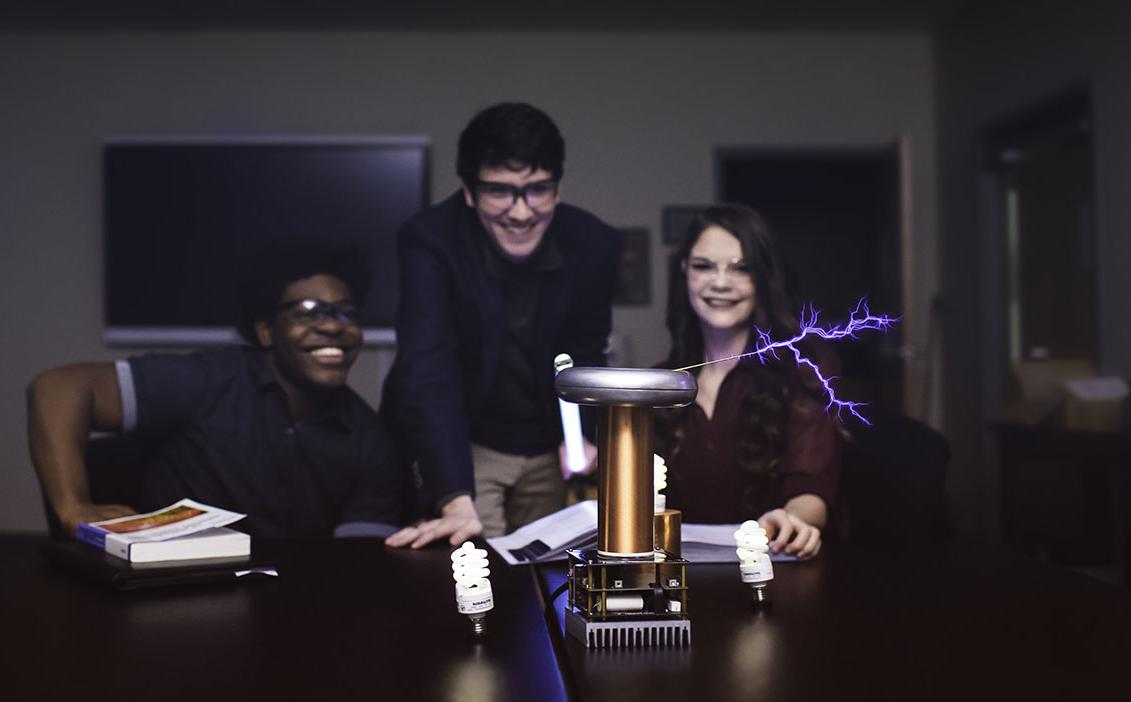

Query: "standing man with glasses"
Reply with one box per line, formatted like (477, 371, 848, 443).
(383, 102, 622, 548)
(28, 242, 404, 539)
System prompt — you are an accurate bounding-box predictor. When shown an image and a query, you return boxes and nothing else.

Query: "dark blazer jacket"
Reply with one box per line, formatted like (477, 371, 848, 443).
(381, 192, 622, 511)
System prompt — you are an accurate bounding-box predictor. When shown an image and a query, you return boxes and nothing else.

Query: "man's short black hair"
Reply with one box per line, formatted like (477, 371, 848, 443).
(456, 102, 565, 189)
(236, 238, 371, 346)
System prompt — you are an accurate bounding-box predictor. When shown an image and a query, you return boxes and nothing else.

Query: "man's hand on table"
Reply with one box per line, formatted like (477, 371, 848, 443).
(58, 501, 137, 539)
(385, 494, 484, 549)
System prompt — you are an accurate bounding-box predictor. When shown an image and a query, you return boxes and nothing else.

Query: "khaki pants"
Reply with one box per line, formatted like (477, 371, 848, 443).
(471, 443, 566, 538)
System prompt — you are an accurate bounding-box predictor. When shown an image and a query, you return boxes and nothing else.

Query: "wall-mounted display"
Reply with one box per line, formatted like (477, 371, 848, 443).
(103, 135, 430, 346)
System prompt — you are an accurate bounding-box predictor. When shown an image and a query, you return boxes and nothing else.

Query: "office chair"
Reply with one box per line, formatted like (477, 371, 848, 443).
(839, 411, 950, 550)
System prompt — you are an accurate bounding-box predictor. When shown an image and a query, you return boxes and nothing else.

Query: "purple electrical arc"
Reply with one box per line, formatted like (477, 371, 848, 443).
(675, 298, 899, 425)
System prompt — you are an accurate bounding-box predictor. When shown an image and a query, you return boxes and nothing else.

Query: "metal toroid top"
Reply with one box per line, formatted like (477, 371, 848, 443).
(554, 367, 697, 408)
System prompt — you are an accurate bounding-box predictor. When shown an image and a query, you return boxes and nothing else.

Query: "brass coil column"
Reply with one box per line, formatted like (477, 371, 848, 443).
(598, 405, 655, 557)
(555, 367, 697, 559)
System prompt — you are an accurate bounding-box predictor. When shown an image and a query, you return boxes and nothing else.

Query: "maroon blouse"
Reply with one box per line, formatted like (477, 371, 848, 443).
(657, 360, 842, 524)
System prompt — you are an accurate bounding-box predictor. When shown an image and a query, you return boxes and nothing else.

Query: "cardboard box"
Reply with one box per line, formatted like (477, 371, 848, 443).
(999, 359, 1094, 427)
(997, 397, 1061, 427)
(1013, 359, 1095, 403)
(1063, 377, 1128, 433)
(1002, 360, 1127, 433)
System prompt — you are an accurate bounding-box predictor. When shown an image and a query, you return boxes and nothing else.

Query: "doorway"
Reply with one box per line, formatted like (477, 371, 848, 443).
(983, 89, 1097, 373)
(981, 89, 1110, 568)
(715, 147, 905, 416)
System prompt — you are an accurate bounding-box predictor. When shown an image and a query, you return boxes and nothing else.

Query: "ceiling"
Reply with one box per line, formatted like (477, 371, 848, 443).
(0, 0, 976, 32)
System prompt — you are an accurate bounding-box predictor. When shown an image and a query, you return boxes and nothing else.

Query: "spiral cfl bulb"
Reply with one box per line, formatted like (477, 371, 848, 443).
(654, 454, 668, 513)
(451, 541, 494, 634)
(734, 520, 773, 603)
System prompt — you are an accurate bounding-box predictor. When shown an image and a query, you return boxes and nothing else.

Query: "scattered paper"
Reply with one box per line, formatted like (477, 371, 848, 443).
(487, 503, 797, 565)
(487, 500, 598, 566)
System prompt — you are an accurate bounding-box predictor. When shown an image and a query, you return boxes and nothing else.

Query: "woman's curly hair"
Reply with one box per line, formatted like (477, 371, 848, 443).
(656, 204, 825, 511)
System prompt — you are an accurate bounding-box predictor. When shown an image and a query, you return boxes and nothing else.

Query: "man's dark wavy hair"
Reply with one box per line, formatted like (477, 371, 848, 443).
(235, 238, 371, 346)
(456, 102, 565, 188)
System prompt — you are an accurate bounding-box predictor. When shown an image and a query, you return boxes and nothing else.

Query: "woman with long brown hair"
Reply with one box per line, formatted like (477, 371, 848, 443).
(655, 203, 841, 559)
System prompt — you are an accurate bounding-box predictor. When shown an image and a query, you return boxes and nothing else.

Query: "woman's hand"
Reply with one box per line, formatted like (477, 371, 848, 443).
(757, 508, 822, 559)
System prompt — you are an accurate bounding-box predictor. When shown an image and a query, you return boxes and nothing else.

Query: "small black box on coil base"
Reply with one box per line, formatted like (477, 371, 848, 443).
(565, 549, 691, 648)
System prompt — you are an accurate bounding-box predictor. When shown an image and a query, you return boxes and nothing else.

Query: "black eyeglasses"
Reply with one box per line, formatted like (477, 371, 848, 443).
(274, 298, 361, 326)
(473, 178, 559, 210)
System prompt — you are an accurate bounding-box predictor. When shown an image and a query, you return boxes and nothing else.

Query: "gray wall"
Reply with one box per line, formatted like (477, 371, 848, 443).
(0, 30, 937, 532)
(935, 1, 1131, 536)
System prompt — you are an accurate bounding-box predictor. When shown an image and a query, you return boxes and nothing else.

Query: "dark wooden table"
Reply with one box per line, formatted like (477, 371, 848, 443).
(0, 534, 566, 702)
(6, 533, 1131, 701)
(538, 540, 1131, 702)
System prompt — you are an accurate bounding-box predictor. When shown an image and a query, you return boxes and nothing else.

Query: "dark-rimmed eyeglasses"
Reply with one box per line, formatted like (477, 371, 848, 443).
(473, 178, 559, 211)
(274, 298, 361, 326)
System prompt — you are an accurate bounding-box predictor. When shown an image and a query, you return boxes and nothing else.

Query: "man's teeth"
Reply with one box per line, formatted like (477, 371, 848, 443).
(310, 347, 344, 358)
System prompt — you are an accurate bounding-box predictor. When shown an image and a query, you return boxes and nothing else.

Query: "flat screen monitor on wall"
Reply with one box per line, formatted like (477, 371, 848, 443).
(103, 136, 430, 347)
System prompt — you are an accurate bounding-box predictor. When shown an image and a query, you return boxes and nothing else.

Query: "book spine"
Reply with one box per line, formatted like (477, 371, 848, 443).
(104, 534, 131, 560)
(76, 524, 107, 550)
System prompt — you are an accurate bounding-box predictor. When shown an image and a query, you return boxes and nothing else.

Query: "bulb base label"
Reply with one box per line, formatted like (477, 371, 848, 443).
(739, 553, 774, 584)
(456, 593, 494, 614)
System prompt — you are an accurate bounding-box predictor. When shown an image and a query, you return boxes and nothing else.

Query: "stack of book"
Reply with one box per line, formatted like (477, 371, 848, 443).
(43, 499, 276, 590)
(77, 498, 251, 562)
(486, 501, 799, 565)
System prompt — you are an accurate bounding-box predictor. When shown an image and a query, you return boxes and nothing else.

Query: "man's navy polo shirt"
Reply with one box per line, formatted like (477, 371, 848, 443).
(120, 346, 401, 539)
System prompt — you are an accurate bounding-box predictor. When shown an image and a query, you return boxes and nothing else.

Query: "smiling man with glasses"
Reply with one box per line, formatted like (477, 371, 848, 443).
(383, 102, 622, 548)
(28, 242, 405, 540)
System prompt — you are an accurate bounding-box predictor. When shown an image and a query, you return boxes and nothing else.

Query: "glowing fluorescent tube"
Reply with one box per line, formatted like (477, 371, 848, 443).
(554, 353, 588, 475)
